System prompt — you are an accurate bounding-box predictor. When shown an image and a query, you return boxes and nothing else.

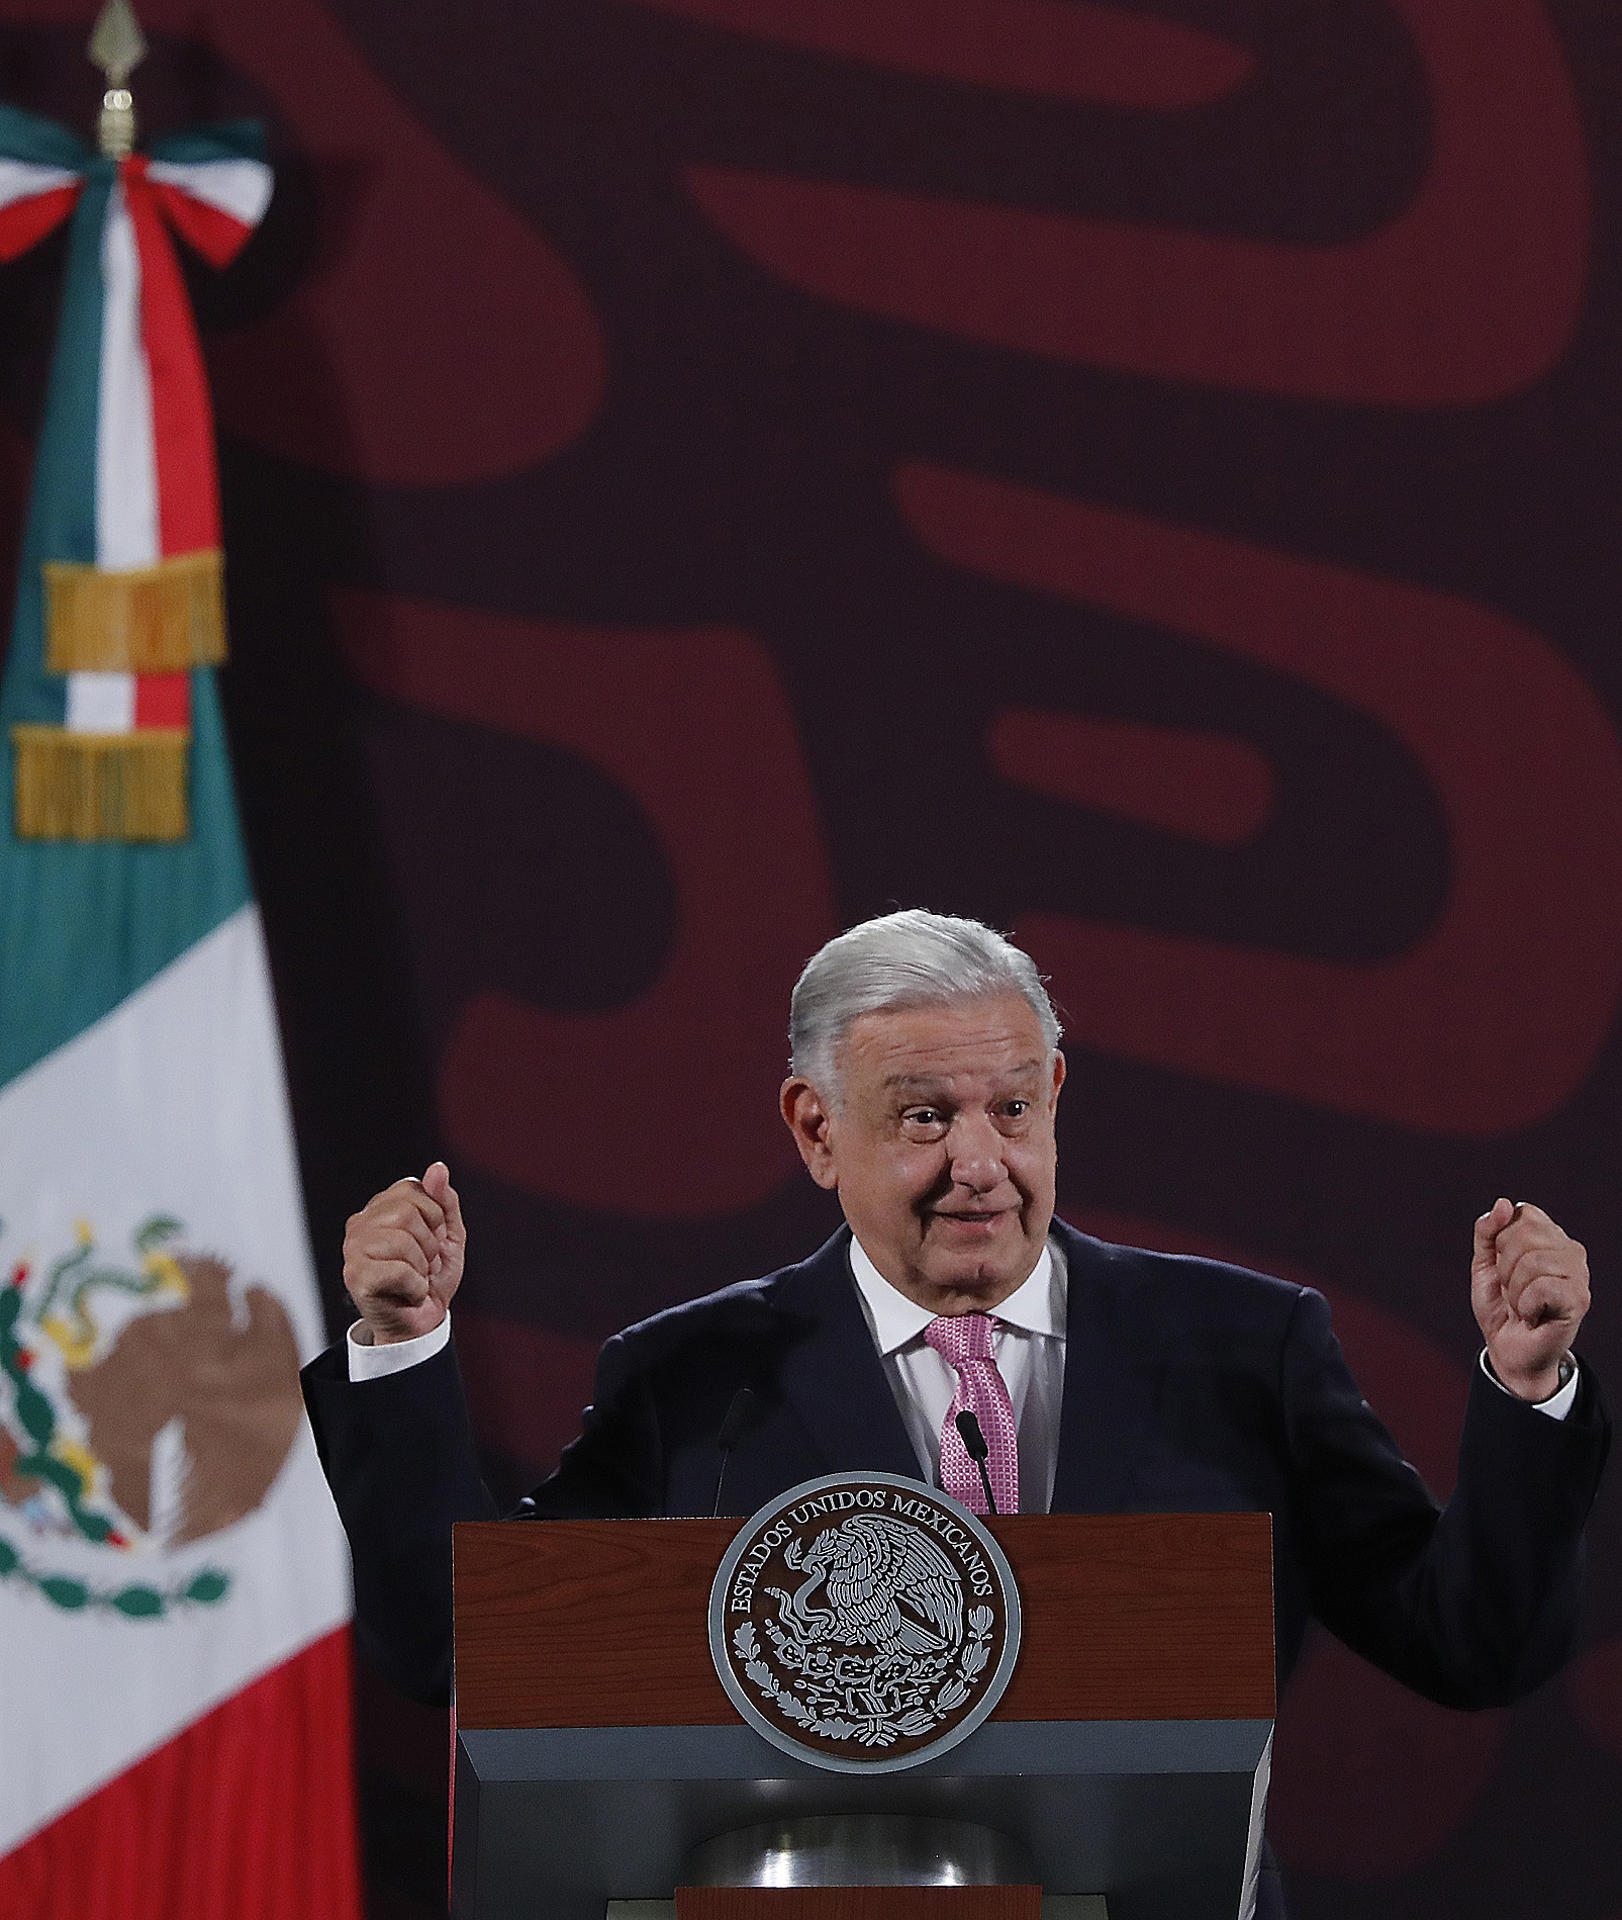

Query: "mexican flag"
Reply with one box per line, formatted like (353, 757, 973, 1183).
(0, 105, 358, 1918)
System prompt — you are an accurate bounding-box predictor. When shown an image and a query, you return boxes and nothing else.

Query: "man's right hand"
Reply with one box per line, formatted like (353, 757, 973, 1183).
(342, 1161, 466, 1345)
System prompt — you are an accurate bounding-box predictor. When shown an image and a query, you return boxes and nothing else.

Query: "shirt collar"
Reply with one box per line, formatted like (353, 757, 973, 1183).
(847, 1233, 1064, 1355)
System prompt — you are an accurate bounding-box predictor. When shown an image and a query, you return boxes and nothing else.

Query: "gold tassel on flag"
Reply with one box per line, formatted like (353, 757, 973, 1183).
(43, 550, 225, 674)
(11, 724, 189, 841)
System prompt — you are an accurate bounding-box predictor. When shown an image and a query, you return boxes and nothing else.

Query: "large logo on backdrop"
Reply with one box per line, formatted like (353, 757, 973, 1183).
(0, 1216, 302, 1619)
(709, 1471, 1021, 1773)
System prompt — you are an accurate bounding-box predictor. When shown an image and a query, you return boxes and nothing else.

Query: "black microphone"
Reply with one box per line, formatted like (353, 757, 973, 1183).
(711, 1387, 760, 1517)
(955, 1409, 1000, 1515)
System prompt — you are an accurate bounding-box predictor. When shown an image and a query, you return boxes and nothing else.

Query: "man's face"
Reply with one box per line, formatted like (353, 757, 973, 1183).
(781, 992, 1064, 1315)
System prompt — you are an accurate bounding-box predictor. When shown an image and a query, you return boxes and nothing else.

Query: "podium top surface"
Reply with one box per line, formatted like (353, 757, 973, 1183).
(453, 1511, 1273, 1732)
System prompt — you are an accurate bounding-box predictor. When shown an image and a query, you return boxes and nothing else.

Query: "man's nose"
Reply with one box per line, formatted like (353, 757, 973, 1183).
(947, 1113, 1007, 1190)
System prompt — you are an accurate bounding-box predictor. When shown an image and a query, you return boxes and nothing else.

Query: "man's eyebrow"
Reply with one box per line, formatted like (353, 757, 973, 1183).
(882, 1059, 1046, 1091)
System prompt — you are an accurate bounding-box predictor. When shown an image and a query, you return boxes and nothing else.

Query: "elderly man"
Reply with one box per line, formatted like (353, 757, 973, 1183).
(301, 911, 1608, 1911)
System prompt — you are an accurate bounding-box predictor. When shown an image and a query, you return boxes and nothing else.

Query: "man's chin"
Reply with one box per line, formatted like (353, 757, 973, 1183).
(915, 1248, 1035, 1312)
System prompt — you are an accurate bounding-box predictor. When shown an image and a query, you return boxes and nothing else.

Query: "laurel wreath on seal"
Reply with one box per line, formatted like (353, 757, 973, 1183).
(733, 1604, 996, 1748)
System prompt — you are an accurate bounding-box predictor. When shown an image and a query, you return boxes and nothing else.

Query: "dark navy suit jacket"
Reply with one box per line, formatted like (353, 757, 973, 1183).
(301, 1219, 1609, 1717)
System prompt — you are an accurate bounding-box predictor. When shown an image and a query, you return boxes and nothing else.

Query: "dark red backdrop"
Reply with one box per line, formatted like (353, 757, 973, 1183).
(1, 3, 1619, 1915)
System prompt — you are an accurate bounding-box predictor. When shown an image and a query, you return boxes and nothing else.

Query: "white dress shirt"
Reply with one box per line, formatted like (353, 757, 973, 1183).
(847, 1235, 1067, 1513)
(348, 1309, 451, 1377)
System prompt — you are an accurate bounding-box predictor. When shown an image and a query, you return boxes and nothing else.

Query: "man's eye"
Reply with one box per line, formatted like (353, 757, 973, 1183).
(1004, 1100, 1029, 1118)
(903, 1109, 946, 1132)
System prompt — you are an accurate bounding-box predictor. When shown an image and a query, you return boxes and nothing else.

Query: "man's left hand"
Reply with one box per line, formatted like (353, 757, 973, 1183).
(1472, 1199, 1591, 1402)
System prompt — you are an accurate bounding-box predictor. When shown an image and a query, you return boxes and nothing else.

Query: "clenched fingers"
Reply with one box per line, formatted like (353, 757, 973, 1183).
(1501, 1236, 1589, 1327)
(390, 1175, 449, 1239)
(347, 1222, 437, 1282)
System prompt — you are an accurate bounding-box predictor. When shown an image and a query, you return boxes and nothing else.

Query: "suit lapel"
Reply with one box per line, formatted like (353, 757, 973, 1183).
(766, 1220, 1159, 1507)
(772, 1230, 923, 1481)
(1051, 1221, 1153, 1513)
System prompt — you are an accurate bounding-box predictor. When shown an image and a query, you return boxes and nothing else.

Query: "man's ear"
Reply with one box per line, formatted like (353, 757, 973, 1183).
(781, 1077, 839, 1190)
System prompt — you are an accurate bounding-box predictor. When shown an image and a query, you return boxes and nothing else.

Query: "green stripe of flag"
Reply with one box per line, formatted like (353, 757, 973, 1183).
(0, 104, 88, 172)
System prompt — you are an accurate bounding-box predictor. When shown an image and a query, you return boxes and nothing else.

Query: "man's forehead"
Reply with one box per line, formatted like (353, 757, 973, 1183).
(840, 993, 1052, 1081)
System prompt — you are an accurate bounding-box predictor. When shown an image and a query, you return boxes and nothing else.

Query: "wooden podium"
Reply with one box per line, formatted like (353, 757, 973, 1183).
(451, 1513, 1274, 1920)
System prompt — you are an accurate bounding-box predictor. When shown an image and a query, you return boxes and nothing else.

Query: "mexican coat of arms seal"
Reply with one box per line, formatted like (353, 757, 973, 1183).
(709, 1470, 1022, 1773)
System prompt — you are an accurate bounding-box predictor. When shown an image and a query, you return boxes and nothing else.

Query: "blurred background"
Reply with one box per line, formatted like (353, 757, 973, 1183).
(0, 1, 1618, 1914)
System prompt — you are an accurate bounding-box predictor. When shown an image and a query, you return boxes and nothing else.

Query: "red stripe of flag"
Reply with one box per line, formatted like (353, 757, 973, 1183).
(134, 672, 190, 729)
(149, 180, 257, 271)
(0, 1627, 363, 1920)
(0, 184, 79, 262)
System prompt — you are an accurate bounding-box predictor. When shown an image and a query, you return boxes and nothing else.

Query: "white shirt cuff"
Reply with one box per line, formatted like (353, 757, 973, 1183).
(1478, 1348, 1579, 1420)
(346, 1310, 452, 1381)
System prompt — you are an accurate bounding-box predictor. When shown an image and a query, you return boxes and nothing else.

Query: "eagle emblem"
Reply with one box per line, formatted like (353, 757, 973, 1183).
(769, 1513, 964, 1661)
(710, 1472, 1021, 1773)
(0, 1215, 302, 1618)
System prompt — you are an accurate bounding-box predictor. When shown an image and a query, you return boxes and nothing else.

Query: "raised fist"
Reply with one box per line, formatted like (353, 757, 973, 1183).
(342, 1161, 466, 1346)
(1472, 1198, 1590, 1403)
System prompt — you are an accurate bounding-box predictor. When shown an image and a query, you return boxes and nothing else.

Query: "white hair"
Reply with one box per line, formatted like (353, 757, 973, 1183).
(788, 909, 1062, 1094)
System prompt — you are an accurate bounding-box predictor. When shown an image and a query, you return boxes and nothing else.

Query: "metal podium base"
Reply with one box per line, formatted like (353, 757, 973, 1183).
(684, 1816, 1037, 1888)
(614, 1826, 1106, 1920)
(605, 1904, 1107, 1918)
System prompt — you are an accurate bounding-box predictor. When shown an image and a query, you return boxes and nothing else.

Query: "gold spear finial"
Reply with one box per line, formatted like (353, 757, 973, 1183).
(88, 0, 148, 158)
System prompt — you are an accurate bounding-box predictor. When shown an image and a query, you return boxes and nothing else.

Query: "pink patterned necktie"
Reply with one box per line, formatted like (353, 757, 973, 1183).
(924, 1312, 1020, 1515)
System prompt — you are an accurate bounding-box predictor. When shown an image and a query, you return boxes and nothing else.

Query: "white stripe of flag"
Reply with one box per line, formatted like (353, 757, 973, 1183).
(67, 178, 158, 735)
(147, 157, 273, 230)
(0, 157, 77, 210)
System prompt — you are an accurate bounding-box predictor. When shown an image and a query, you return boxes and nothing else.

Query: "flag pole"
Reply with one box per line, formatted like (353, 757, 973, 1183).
(87, 0, 147, 158)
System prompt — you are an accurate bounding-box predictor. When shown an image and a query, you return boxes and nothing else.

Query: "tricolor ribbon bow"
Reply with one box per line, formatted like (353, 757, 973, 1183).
(0, 103, 271, 840)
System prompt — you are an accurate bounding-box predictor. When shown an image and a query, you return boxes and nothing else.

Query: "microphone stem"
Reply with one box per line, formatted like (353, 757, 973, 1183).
(711, 1387, 758, 1516)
